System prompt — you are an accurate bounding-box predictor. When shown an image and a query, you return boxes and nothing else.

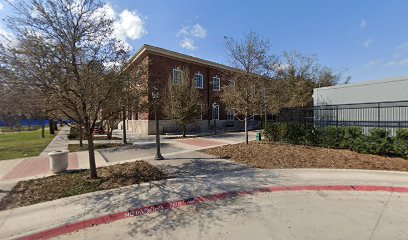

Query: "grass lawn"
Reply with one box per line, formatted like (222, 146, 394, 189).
(0, 128, 58, 160)
(0, 161, 169, 210)
(202, 142, 408, 172)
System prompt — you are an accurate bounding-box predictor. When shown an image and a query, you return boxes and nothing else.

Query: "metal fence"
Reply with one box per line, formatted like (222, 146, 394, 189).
(275, 100, 408, 135)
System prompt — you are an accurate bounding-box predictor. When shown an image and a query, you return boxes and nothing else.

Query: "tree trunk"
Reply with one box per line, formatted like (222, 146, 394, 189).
(244, 113, 249, 145)
(41, 120, 45, 138)
(182, 125, 186, 137)
(49, 119, 55, 135)
(122, 110, 127, 144)
(54, 121, 58, 131)
(107, 125, 113, 140)
(79, 125, 83, 147)
(85, 124, 98, 179)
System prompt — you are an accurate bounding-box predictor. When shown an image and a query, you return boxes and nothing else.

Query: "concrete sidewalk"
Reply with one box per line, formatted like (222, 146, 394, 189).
(1, 168, 408, 239)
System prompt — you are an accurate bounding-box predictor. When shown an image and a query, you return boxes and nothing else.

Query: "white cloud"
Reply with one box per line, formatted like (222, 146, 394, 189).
(365, 60, 381, 67)
(92, 4, 147, 49)
(114, 10, 147, 41)
(360, 19, 366, 28)
(0, 24, 16, 46)
(180, 38, 197, 50)
(177, 23, 207, 50)
(385, 61, 397, 66)
(0, 3, 4, 11)
(190, 24, 207, 38)
(178, 24, 207, 39)
(363, 38, 373, 48)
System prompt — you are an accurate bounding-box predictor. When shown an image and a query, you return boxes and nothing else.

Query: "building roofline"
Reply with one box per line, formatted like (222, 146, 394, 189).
(127, 44, 234, 71)
(315, 76, 408, 91)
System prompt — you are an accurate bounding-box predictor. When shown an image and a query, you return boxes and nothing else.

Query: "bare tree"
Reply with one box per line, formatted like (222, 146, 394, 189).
(273, 51, 350, 108)
(162, 68, 205, 137)
(222, 31, 277, 144)
(0, 0, 129, 179)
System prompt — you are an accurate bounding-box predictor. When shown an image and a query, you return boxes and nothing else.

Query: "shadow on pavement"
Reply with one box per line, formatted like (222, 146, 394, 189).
(60, 154, 285, 239)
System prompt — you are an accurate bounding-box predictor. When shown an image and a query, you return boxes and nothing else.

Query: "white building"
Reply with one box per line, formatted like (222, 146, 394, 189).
(313, 76, 408, 134)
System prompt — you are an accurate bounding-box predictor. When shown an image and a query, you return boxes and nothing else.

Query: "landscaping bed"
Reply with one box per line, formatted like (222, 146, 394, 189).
(68, 143, 127, 152)
(202, 142, 408, 172)
(0, 161, 170, 210)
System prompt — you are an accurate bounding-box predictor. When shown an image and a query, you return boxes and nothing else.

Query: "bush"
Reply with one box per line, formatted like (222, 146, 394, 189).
(67, 127, 79, 140)
(340, 126, 363, 149)
(394, 129, 408, 158)
(264, 123, 287, 142)
(352, 128, 393, 156)
(320, 126, 345, 149)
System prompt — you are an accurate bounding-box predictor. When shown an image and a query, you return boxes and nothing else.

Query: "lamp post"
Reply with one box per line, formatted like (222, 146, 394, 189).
(152, 86, 164, 160)
(212, 102, 217, 135)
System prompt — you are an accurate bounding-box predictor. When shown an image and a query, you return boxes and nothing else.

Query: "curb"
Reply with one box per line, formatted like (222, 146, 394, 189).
(18, 185, 408, 240)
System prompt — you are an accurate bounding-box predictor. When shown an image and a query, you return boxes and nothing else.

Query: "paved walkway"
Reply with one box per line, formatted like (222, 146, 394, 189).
(1, 168, 408, 239)
(39, 126, 70, 157)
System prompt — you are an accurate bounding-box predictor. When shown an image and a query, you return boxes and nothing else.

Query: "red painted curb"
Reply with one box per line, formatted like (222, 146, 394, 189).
(18, 185, 408, 240)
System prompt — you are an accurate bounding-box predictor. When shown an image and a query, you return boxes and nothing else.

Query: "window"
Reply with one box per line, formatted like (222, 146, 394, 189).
(227, 111, 235, 121)
(194, 73, 204, 89)
(212, 104, 220, 120)
(228, 80, 235, 89)
(197, 104, 203, 120)
(213, 77, 220, 91)
(172, 69, 182, 85)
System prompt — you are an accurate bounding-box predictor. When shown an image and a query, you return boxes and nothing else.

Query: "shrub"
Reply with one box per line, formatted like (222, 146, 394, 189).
(340, 126, 363, 149)
(67, 127, 79, 140)
(394, 129, 408, 158)
(303, 125, 321, 146)
(352, 128, 393, 156)
(264, 123, 289, 142)
(319, 126, 345, 149)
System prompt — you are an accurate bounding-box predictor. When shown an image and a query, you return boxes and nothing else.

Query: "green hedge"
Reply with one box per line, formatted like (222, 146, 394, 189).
(394, 129, 408, 158)
(263, 123, 408, 159)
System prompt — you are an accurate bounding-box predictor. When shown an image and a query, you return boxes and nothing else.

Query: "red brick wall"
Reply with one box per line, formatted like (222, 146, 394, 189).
(146, 53, 230, 120)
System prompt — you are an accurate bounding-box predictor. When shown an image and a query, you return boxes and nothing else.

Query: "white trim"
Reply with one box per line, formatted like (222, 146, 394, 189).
(172, 69, 182, 85)
(213, 104, 220, 120)
(194, 73, 204, 89)
(213, 77, 221, 91)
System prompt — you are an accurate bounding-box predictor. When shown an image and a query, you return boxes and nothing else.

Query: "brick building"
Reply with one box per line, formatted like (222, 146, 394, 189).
(118, 44, 245, 135)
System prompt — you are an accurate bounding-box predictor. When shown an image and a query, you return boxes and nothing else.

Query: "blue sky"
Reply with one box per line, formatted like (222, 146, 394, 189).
(1, 0, 408, 83)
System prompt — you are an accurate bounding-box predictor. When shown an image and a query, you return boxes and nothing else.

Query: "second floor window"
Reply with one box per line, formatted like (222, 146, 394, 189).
(195, 73, 204, 89)
(172, 69, 182, 85)
(213, 77, 220, 91)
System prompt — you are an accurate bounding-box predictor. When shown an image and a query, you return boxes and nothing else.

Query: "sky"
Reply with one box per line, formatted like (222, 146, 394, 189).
(1, 0, 408, 83)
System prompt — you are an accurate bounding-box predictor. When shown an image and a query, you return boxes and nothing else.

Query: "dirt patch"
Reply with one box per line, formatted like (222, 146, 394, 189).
(68, 143, 127, 152)
(0, 161, 169, 210)
(202, 142, 408, 172)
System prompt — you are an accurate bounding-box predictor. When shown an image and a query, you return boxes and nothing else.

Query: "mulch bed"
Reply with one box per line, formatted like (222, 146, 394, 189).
(68, 143, 127, 152)
(202, 142, 408, 172)
(0, 161, 169, 210)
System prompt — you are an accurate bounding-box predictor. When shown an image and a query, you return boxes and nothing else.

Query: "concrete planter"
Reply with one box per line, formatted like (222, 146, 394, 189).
(48, 150, 69, 173)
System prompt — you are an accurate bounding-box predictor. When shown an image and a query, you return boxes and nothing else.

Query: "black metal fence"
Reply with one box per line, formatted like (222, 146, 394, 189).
(274, 101, 408, 134)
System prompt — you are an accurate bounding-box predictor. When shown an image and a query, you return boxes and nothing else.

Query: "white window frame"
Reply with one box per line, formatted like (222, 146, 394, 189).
(213, 77, 220, 91)
(194, 73, 204, 89)
(227, 111, 235, 121)
(213, 104, 220, 120)
(197, 104, 203, 120)
(172, 69, 182, 85)
(228, 80, 236, 89)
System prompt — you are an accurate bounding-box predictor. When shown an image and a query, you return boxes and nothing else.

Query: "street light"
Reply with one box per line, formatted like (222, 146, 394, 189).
(152, 85, 164, 160)
(212, 102, 217, 135)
